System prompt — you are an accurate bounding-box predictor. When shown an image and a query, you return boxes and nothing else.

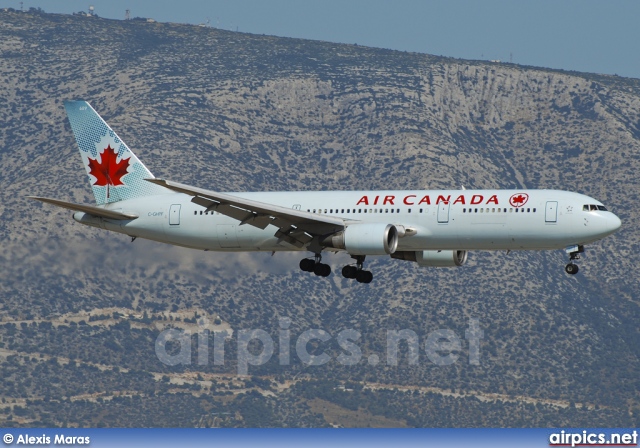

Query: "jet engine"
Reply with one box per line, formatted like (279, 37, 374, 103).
(322, 223, 399, 255)
(391, 250, 468, 267)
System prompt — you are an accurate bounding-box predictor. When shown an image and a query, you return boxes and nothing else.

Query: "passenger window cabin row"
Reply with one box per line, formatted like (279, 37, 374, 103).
(462, 207, 536, 213)
(193, 207, 539, 216)
(307, 208, 410, 214)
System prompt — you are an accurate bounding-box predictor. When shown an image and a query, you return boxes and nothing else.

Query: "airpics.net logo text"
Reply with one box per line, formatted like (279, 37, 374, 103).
(155, 318, 483, 375)
(549, 430, 638, 447)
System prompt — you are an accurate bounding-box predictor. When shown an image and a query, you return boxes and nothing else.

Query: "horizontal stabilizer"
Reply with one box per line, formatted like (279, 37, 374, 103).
(28, 196, 138, 220)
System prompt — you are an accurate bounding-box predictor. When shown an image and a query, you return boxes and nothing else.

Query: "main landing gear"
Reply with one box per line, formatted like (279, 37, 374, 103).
(341, 255, 373, 284)
(564, 245, 584, 275)
(299, 254, 331, 277)
(299, 254, 374, 283)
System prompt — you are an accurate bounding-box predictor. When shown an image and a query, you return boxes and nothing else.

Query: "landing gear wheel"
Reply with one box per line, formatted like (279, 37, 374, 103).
(342, 265, 358, 279)
(314, 263, 331, 277)
(564, 245, 584, 275)
(343, 255, 374, 283)
(356, 270, 373, 284)
(565, 263, 579, 275)
(299, 258, 315, 272)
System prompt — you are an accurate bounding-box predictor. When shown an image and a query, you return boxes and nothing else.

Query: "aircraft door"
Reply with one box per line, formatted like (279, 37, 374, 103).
(437, 202, 450, 223)
(169, 204, 181, 225)
(545, 201, 558, 223)
(217, 224, 240, 248)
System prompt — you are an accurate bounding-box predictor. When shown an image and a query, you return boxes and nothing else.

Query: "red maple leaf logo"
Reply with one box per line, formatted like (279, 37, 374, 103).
(509, 193, 529, 207)
(87, 145, 131, 199)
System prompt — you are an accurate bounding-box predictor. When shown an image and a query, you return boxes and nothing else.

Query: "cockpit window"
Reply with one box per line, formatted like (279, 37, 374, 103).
(583, 204, 608, 212)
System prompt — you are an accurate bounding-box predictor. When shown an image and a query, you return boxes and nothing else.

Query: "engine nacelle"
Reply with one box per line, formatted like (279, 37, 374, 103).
(323, 223, 399, 255)
(391, 250, 468, 267)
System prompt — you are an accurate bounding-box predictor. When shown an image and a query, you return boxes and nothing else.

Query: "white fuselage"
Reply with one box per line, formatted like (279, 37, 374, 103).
(73, 189, 621, 254)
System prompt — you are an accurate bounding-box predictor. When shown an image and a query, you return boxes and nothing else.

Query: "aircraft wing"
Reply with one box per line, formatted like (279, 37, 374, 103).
(146, 179, 345, 248)
(28, 196, 139, 220)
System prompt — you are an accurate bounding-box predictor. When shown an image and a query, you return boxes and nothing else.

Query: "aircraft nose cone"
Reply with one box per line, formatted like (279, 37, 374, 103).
(608, 213, 622, 233)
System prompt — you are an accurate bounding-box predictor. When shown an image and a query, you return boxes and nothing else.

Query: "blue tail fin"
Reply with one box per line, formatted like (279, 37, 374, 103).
(65, 100, 168, 205)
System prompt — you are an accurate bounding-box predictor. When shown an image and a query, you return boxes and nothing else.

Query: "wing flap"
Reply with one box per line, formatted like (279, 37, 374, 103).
(190, 196, 272, 230)
(275, 227, 313, 248)
(147, 178, 344, 237)
(28, 196, 138, 220)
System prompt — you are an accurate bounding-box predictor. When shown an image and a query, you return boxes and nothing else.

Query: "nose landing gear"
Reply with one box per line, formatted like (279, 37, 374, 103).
(565, 263, 579, 275)
(564, 245, 584, 275)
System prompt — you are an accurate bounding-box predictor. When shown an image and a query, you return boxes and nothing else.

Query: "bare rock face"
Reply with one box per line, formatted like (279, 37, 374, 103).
(0, 9, 638, 427)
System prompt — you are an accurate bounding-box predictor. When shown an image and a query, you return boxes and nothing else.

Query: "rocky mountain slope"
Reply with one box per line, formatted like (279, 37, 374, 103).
(0, 9, 638, 427)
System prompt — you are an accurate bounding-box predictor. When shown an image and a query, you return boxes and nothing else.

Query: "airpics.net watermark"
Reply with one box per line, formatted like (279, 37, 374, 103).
(155, 318, 483, 375)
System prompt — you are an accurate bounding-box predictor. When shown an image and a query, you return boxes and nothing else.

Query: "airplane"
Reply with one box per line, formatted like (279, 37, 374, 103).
(29, 101, 622, 283)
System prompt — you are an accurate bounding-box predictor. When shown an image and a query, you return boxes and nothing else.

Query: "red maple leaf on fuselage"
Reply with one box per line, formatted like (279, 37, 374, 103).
(87, 145, 131, 187)
(512, 195, 526, 205)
